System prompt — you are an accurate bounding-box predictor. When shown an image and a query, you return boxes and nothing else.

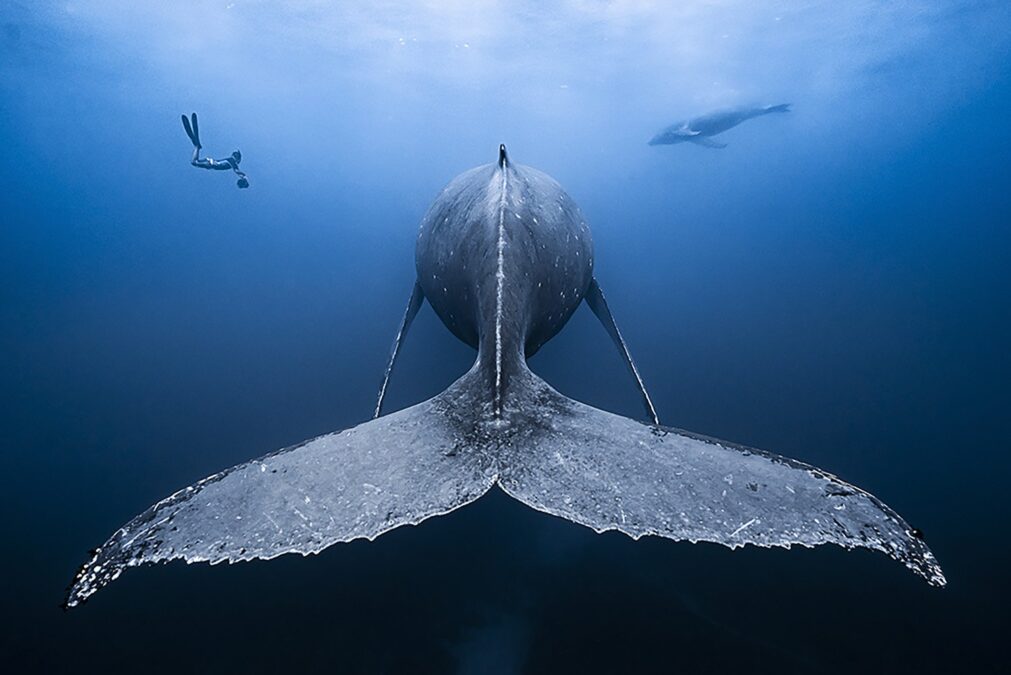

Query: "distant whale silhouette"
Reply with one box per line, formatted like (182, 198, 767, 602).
(65, 144, 944, 608)
(649, 104, 791, 148)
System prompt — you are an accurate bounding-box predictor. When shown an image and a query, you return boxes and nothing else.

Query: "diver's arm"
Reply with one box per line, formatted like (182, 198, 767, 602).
(227, 155, 250, 186)
(232, 166, 250, 188)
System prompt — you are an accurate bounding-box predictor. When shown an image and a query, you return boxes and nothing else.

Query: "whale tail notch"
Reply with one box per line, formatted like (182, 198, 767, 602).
(65, 359, 944, 607)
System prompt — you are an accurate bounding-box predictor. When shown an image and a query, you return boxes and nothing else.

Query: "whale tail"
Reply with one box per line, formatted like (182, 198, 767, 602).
(64, 363, 499, 608)
(764, 103, 791, 114)
(65, 357, 944, 607)
(499, 368, 943, 587)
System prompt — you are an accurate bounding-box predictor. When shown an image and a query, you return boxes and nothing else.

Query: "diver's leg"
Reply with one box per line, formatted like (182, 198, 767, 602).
(191, 152, 219, 169)
(584, 277, 660, 425)
(374, 281, 425, 418)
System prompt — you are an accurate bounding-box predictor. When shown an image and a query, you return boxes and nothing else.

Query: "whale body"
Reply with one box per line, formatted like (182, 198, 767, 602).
(65, 145, 944, 607)
(649, 104, 791, 148)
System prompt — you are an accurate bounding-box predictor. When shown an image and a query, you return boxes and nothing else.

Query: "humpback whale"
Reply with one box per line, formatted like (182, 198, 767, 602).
(64, 145, 944, 608)
(649, 104, 791, 148)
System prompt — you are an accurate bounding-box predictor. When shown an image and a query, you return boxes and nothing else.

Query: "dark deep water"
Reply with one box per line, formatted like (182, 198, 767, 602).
(2, 2, 1010, 673)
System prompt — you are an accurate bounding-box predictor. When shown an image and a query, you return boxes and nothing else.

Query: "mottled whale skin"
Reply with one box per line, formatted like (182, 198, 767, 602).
(416, 149, 593, 411)
(64, 145, 943, 608)
(649, 104, 791, 148)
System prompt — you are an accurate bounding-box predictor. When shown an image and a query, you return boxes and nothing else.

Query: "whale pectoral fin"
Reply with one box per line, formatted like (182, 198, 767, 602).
(374, 281, 425, 418)
(689, 136, 727, 149)
(677, 127, 701, 137)
(498, 378, 946, 587)
(583, 278, 659, 425)
(65, 385, 497, 608)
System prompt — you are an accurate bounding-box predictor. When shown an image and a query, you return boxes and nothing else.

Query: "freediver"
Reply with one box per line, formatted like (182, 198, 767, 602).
(181, 112, 249, 189)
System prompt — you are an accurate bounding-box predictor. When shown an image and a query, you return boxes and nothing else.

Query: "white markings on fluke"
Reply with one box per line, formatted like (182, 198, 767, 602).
(730, 518, 758, 538)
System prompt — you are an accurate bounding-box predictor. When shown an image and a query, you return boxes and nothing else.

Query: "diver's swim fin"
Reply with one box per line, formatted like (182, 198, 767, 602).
(583, 277, 659, 425)
(374, 282, 426, 418)
(181, 112, 201, 149)
(190, 113, 200, 147)
(181, 114, 195, 146)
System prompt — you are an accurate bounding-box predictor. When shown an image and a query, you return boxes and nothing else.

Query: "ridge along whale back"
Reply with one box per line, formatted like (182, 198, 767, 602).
(415, 146, 594, 364)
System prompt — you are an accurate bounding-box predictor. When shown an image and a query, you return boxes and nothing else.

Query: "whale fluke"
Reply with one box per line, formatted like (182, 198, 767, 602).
(499, 368, 945, 588)
(64, 373, 499, 609)
(65, 360, 944, 608)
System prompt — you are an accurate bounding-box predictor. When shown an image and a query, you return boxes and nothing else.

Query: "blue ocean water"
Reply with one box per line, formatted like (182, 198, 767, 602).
(2, 2, 1009, 672)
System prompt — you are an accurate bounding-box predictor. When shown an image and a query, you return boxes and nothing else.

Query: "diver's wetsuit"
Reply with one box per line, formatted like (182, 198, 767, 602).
(182, 113, 249, 188)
